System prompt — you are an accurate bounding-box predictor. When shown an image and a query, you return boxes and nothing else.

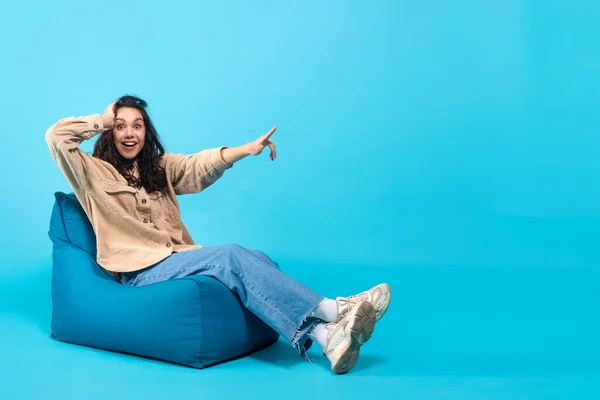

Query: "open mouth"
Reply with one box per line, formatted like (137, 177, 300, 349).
(122, 142, 137, 149)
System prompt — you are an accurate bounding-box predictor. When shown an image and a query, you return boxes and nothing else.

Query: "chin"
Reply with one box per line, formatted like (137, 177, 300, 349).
(118, 146, 141, 160)
(119, 152, 139, 160)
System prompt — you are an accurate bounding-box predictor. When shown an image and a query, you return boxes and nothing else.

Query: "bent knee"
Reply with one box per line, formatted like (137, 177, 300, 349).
(248, 249, 280, 269)
(219, 244, 246, 253)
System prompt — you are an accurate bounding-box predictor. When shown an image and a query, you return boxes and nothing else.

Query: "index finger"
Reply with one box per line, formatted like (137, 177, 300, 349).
(262, 126, 277, 141)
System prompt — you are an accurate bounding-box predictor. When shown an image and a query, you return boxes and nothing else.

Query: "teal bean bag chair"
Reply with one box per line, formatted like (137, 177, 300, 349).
(48, 192, 279, 368)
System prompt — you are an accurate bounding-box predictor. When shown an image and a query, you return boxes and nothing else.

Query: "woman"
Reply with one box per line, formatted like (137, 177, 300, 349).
(46, 95, 391, 374)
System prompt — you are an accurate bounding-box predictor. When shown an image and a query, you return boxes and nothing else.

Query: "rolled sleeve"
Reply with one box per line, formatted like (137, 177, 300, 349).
(210, 146, 233, 172)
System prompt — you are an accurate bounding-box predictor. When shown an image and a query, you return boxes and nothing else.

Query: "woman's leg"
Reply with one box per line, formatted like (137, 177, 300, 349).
(120, 244, 324, 358)
(120, 244, 390, 373)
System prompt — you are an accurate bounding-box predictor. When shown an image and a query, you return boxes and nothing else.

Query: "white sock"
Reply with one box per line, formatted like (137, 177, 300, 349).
(309, 323, 330, 349)
(313, 298, 339, 322)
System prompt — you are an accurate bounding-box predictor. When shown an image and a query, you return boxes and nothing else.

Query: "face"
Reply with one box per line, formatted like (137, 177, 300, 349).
(113, 107, 146, 160)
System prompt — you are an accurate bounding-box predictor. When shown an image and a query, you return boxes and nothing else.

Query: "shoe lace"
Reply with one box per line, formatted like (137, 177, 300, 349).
(336, 297, 356, 310)
(339, 292, 368, 305)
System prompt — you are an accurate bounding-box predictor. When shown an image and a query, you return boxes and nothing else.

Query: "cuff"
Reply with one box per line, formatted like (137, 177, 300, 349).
(82, 114, 105, 139)
(210, 146, 233, 171)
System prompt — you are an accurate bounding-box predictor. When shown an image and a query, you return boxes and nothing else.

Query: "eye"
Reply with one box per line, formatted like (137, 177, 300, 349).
(135, 124, 142, 130)
(117, 124, 125, 130)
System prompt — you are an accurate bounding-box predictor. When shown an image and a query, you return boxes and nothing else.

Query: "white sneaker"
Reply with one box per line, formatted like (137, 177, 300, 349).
(323, 299, 376, 374)
(337, 283, 391, 322)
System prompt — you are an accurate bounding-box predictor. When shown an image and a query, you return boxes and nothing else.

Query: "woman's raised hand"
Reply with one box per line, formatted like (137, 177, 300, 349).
(101, 101, 116, 130)
(246, 127, 277, 160)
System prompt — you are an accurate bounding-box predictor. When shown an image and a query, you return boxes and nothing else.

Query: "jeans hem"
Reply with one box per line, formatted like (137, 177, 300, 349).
(290, 303, 322, 362)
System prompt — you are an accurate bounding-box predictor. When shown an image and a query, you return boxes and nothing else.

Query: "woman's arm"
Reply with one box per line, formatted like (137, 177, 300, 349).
(220, 126, 277, 164)
(166, 126, 277, 195)
(45, 102, 115, 191)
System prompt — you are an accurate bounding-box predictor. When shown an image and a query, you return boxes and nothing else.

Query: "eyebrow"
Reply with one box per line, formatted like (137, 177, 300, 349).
(115, 118, 143, 123)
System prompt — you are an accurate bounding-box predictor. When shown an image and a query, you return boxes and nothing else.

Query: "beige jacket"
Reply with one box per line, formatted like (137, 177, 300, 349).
(46, 114, 231, 272)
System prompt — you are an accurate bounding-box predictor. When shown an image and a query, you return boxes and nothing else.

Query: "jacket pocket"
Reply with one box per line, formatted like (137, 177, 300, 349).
(102, 180, 137, 194)
(101, 179, 138, 215)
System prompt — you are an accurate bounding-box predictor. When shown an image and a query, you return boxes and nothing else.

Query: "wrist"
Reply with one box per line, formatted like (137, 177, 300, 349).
(101, 115, 113, 130)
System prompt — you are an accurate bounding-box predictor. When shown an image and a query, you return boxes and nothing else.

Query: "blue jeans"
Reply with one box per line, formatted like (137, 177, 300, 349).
(120, 244, 324, 358)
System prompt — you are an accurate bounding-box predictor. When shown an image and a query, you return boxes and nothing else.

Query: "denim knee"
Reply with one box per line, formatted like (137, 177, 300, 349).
(248, 249, 280, 269)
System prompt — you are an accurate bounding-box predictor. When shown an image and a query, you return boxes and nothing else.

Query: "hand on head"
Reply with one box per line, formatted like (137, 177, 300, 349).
(101, 101, 117, 130)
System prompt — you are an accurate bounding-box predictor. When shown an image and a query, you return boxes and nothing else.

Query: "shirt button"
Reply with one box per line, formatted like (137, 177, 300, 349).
(141, 199, 147, 204)
(94, 124, 99, 129)
(166, 243, 172, 248)
(143, 218, 148, 223)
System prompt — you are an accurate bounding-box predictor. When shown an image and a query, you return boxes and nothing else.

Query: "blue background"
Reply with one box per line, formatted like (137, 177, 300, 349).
(1, 0, 599, 399)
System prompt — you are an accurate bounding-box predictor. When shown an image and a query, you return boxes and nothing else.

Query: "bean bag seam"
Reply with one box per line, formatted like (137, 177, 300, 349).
(180, 277, 205, 368)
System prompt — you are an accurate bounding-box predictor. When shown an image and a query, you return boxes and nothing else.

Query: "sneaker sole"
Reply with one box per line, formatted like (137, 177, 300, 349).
(330, 300, 376, 374)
